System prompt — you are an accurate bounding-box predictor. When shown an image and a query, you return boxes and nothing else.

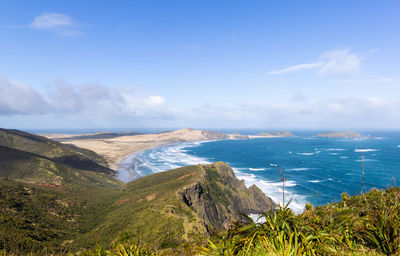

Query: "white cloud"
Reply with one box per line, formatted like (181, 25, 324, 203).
(0, 77, 169, 119)
(268, 49, 362, 76)
(0, 76, 48, 114)
(29, 13, 75, 29)
(319, 49, 360, 75)
(28, 13, 82, 38)
(1, 76, 399, 129)
(268, 63, 324, 75)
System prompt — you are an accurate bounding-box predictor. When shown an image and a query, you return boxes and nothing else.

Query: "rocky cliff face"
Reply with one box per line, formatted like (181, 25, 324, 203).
(181, 162, 273, 230)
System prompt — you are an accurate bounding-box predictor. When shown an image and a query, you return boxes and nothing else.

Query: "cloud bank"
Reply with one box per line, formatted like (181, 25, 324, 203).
(1, 76, 399, 129)
(0, 77, 169, 119)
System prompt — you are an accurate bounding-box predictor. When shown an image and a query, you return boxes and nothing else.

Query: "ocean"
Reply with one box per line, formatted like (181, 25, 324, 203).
(118, 131, 400, 213)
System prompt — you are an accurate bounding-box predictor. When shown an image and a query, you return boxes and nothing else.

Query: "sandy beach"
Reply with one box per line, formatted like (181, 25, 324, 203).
(43, 128, 294, 173)
(44, 128, 228, 171)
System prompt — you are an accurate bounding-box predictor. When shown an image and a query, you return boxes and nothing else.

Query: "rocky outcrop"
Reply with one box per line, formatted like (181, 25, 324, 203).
(181, 162, 273, 230)
(201, 130, 229, 140)
(317, 131, 363, 138)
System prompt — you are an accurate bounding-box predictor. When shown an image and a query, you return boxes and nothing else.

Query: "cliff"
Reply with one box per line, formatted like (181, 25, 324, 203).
(82, 162, 273, 252)
(181, 162, 273, 230)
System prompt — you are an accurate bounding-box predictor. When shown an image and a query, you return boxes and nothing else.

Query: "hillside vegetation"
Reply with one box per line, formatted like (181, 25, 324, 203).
(1, 129, 399, 255)
(203, 187, 400, 256)
(0, 128, 120, 188)
(0, 130, 272, 256)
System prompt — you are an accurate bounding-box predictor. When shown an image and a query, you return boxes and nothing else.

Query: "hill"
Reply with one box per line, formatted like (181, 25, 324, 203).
(0, 161, 272, 255)
(0, 128, 120, 188)
(46, 131, 140, 141)
(0, 128, 110, 169)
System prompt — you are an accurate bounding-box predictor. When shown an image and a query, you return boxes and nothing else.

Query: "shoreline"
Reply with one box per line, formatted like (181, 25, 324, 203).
(112, 141, 176, 181)
(41, 128, 296, 180)
(111, 135, 295, 173)
(114, 140, 216, 182)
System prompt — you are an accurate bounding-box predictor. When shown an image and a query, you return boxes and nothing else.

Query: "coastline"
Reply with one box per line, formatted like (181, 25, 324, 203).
(109, 141, 171, 171)
(112, 141, 179, 181)
(41, 128, 296, 181)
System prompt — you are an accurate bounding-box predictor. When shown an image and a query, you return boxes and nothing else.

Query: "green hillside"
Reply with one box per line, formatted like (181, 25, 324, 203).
(0, 178, 122, 254)
(0, 158, 272, 255)
(0, 128, 120, 188)
(0, 128, 110, 171)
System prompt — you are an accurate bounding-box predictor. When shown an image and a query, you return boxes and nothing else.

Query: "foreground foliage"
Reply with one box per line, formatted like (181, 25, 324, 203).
(203, 187, 400, 255)
(2, 186, 400, 255)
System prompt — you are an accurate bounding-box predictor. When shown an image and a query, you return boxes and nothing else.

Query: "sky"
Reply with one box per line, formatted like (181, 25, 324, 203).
(0, 0, 399, 130)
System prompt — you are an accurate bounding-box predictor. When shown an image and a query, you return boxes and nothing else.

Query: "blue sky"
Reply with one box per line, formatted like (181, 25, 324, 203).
(0, 1, 399, 130)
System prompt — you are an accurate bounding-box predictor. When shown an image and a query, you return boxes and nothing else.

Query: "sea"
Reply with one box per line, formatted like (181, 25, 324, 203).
(117, 130, 400, 213)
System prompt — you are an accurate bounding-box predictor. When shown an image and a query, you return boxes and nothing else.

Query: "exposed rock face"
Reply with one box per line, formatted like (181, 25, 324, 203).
(181, 162, 273, 230)
(317, 131, 363, 138)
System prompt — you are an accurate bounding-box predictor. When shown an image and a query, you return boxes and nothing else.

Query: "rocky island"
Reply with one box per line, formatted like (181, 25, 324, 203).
(317, 131, 363, 138)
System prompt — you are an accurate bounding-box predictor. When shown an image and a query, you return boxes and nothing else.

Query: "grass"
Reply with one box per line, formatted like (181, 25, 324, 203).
(0, 178, 122, 255)
(203, 187, 400, 255)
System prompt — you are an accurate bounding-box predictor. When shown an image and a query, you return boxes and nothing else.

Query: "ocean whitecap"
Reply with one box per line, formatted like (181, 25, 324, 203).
(249, 168, 266, 171)
(297, 152, 314, 156)
(354, 149, 378, 152)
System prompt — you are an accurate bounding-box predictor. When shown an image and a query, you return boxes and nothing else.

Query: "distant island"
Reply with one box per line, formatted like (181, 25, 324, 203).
(317, 131, 363, 138)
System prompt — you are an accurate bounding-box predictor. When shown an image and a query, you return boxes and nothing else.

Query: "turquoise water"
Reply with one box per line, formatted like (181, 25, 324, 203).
(118, 131, 400, 212)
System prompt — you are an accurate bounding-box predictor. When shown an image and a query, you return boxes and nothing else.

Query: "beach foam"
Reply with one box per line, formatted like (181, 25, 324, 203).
(233, 168, 306, 213)
(117, 142, 211, 182)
